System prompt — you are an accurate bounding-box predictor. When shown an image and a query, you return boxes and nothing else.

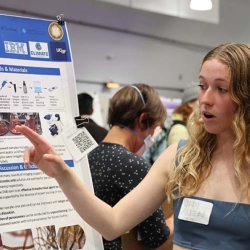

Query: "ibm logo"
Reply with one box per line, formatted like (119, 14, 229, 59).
(4, 41, 28, 55)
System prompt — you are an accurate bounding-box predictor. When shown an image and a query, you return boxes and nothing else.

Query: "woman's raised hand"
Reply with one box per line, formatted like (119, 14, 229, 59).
(16, 125, 68, 179)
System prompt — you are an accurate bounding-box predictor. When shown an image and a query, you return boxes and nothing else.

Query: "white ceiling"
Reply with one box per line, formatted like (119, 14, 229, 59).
(0, 0, 250, 93)
(0, 0, 247, 51)
(97, 0, 220, 24)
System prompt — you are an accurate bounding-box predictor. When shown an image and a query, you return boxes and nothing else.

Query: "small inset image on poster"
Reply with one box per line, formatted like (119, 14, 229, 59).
(56, 225, 86, 250)
(32, 225, 59, 250)
(0, 234, 3, 250)
(0, 112, 42, 136)
(43, 113, 63, 137)
(1, 229, 35, 250)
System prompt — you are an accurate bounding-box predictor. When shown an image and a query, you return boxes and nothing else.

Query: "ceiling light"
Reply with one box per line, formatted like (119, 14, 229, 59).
(105, 82, 120, 89)
(190, 0, 213, 11)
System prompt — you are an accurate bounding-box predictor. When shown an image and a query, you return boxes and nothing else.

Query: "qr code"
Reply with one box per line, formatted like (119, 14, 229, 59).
(72, 130, 95, 153)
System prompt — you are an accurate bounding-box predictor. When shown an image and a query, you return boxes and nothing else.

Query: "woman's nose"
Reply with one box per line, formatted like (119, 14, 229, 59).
(199, 89, 213, 105)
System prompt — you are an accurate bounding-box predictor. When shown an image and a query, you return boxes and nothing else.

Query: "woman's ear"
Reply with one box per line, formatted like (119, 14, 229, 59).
(138, 112, 148, 130)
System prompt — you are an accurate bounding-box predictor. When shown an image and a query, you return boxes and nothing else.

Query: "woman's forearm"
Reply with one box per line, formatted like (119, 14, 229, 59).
(55, 166, 119, 240)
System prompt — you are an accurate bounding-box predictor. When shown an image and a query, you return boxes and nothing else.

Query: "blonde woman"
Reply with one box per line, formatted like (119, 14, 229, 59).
(18, 43, 250, 250)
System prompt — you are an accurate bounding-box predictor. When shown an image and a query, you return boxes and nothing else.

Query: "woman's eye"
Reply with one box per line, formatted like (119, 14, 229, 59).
(218, 87, 228, 93)
(198, 84, 206, 90)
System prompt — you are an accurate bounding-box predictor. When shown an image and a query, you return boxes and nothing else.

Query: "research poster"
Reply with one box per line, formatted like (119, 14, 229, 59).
(0, 14, 104, 250)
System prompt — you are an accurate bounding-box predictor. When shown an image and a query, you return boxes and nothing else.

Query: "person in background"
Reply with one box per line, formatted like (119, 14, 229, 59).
(87, 83, 173, 249)
(17, 42, 250, 249)
(76, 92, 108, 143)
(143, 82, 199, 165)
(142, 122, 168, 165)
(167, 82, 199, 146)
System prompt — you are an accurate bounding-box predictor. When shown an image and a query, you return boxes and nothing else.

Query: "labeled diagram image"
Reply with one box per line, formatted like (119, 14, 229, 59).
(9, 81, 17, 93)
(0, 79, 30, 94)
(1, 229, 35, 250)
(33, 81, 42, 95)
(34, 81, 59, 95)
(48, 86, 58, 92)
(56, 225, 86, 250)
(32, 226, 59, 250)
(0, 112, 42, 136)
(0, 79, 60, 96)
(23, 81, 28, 94)
(0, 80, 8, 90)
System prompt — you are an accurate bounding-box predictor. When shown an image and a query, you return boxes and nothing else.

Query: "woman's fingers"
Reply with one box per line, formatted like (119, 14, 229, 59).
(15, 125, 49, 148)
(42, 154, 67, 178)
(23, 147, 35, 168)
(16, 125, 56, 154)
(16, 124, 64, 178)
(44, 154, 63, 165)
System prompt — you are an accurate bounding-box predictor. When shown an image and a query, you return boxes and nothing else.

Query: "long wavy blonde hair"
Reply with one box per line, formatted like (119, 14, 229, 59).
(166, 43, 250, 201)
(172, 101, 194, 122)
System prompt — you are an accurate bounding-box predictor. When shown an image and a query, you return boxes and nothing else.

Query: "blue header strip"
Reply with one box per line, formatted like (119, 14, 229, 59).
(0, 65, 60, 75)
(0, 14, 72, 62)
(0, 160, 74, 172)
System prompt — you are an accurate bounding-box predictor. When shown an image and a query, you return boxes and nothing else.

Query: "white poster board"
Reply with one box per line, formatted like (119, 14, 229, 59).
(0, 14, 103, 250)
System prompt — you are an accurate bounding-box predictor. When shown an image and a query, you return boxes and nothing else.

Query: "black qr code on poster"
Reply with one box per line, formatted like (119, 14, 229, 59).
(72, 130, 95, 153)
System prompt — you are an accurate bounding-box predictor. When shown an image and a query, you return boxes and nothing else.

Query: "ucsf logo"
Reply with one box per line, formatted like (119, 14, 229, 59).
(56, 48, 66, 54)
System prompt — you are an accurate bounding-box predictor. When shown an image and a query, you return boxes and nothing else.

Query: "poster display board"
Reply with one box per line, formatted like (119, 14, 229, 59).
(0, 14, 104, 250)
